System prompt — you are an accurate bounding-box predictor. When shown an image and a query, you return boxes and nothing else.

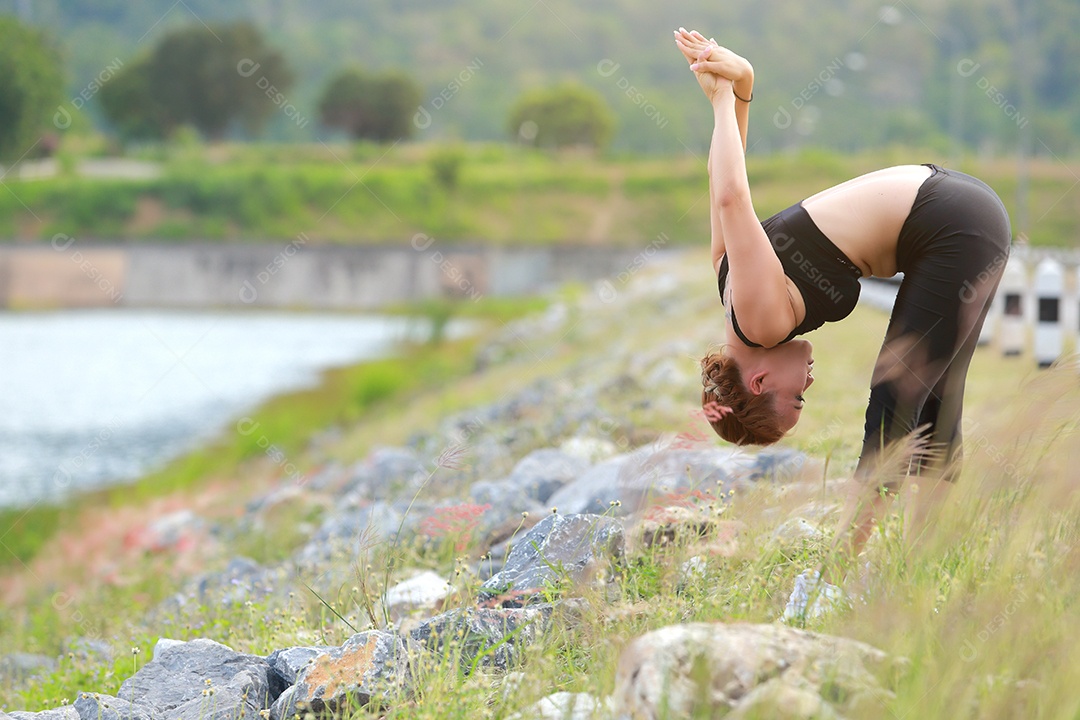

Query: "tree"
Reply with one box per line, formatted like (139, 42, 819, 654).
(98, 56, 168, 141)
(0, 17, 64, 163)
(508, 83, 615, 151)
(318, 68, 422, 142)
(100, 22, 292, 141)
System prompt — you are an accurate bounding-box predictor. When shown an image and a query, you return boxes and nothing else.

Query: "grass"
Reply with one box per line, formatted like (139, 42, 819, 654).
(2, 253, 1079, 718)
(2, 143, 1078, 247)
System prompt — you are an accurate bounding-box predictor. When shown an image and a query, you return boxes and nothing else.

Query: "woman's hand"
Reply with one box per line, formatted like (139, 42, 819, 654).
(673, 28, 753, 104)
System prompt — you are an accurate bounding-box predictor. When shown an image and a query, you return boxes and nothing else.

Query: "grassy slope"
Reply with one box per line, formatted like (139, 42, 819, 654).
(2, 252, 1079, 718)
(2, 145, 1078, 247)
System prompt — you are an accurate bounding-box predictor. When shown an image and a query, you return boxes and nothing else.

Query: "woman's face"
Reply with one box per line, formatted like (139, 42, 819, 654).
(759, 339, 815, 432)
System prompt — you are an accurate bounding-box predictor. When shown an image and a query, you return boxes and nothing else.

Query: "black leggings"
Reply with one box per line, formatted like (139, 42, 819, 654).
(858, 164, 1011, 484)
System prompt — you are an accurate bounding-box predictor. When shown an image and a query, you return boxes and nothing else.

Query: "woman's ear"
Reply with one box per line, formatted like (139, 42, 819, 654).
(747, 370, 768, 395)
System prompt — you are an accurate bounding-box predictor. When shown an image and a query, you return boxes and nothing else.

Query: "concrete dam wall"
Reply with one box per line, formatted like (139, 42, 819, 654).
(0, 239, 671, 309)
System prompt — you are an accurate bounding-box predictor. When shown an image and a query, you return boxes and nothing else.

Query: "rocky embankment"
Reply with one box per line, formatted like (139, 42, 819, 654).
(1, 255, 901, 719)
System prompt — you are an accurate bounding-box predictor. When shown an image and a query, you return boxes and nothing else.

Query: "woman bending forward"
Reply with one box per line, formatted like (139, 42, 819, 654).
(674, 29, 1011, 557)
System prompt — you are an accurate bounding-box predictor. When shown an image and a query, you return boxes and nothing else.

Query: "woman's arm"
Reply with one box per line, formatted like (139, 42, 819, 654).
(674, 31, 752, 270)
(705, 83, 797, 347)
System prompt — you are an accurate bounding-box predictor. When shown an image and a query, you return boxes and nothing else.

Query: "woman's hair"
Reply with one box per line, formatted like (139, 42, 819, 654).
(700, 348, 785, 445)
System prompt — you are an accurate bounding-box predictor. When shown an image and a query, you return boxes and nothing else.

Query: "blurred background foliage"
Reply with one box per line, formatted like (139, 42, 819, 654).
(0, 0, 1075, 154)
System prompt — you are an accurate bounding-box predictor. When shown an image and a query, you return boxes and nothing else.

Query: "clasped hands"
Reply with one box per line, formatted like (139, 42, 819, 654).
(673, 27, 754, 106)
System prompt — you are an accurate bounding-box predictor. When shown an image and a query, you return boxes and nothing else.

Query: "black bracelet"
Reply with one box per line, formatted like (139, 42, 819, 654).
(733, 89, 753, 103)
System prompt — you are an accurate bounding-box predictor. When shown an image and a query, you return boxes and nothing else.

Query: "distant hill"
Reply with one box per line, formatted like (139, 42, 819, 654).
(2, 0, 1079, 154)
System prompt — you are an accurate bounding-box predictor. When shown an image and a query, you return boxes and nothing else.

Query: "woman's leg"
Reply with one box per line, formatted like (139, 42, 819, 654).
(841, 170, 1010, 561)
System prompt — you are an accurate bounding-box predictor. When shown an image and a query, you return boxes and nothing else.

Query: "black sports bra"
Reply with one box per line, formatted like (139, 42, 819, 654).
(718, 201, 863, 347)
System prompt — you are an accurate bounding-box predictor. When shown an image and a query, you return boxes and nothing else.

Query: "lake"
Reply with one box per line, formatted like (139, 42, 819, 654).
(0, 309, 458, 508)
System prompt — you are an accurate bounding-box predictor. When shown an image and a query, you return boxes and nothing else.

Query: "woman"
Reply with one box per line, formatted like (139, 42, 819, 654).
(674, 29, 1011, 560)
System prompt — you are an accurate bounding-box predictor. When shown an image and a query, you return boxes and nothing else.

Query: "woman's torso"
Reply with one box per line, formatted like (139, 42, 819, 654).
(716, 164, 934, 346)
(799, 164, 933, 278)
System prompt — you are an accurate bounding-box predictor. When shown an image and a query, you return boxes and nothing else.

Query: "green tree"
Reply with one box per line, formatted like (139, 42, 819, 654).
(508, 83, 615, 150)
(0, 17, 64, 163)
(100, 22, 292, 141)
(318, 68, 422, 142)
(98, 56, 168, 141)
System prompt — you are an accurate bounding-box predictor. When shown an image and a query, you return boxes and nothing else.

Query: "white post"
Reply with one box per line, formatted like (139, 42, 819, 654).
(977, 291, 997, 346)
(1033, 257, 1064, 369)
(998, 255, 1026, 357)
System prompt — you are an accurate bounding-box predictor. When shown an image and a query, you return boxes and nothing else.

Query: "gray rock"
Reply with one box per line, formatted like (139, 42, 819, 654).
(409, 604, 558, 672)
(152, 638, 187, 660)
(382, 571, 452, 620)
(63, 638, 114, 664)
(613, 622, 895, 720)
(6, 707, 79, 720)
(546, 446, 751, 516)
(506, 449, 589, 503)
(264, 646, 334, 687)
(119, 638, 281, 720)
(270, 631, 411, 719)
(751, 447, 809, 482)
(74, 693, 150, 720)
(479, 513, 623, 603)
(545, 454, 636, 516)
(468, 480, 544, 528)
(346, 447, 427, 500)
(506, 692, 613, 720)
(0, 653, 58, 681)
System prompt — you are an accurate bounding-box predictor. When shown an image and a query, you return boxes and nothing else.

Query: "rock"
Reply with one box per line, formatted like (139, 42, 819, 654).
(751, 447, 809, 482)
(346, 447, 427, 500)
(545, 452, 641, 516)
(771, 518, 827, 545)
(468, 480, 545, 527)
(152, 638, 187, 660)
(383, 571, 452, 619)
(506, 449, 589, 503)
(635, 505, 718, 548)
(63, 637, 114, 664)
(559, 437, 617, 464)
(507, 692, 613, 720)
(547, 447, 752, 516)
(265, 646, 334, 687)
(123, 510, 203, 553)
(74, 693, 151, 720)
(409, 604, 559, 672)
(270, 631, 411, 719)
(6, 708, 79, 720)
(479, 513, 624, 604)
(119, 638, 281, 720)
(613, 623, 895, 720)
(728, 679, 839, 720)
(0, 653, 58, 681)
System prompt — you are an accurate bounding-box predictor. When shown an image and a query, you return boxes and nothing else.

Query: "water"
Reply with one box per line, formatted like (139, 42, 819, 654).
(0, 309, 456, 508)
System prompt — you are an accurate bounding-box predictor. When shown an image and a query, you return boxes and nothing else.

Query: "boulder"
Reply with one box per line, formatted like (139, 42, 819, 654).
(506, 692, 613, 720)
(6, 708, 79, 720)
(74, 693, 151, 720)
(613, 623, 895, 720)
(383, 571, 452, 620)
(546, 447, 752, 516)
(270, 631, 411, 719)
(118, 638, 281, 720)
(506, 449, 589, 503)
(346, 447, 427, 500)
(264, 646, 334, 687)
(0, 653, 58, 681)
(479, 514, 623, 604)
(409, 604, 559, 672)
